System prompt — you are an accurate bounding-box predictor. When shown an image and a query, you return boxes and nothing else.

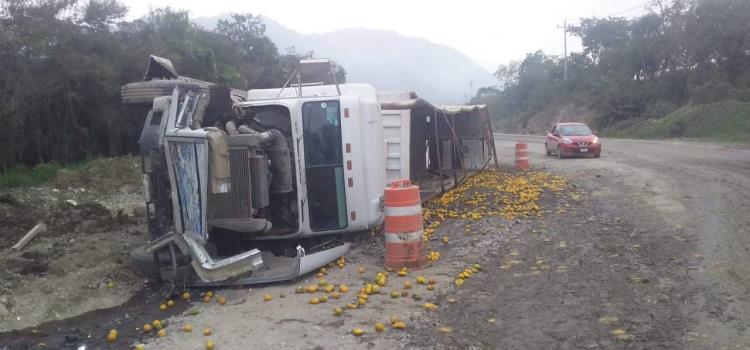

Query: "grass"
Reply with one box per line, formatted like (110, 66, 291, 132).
(0, 161, 89, 188)
(604, 100, 750, 143)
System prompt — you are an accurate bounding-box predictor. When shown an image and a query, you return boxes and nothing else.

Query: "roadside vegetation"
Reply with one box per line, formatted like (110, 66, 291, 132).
(0, 161, 88, 188)
(605, 100, 750, 143)
(472, 0, 750, 143)
(0, 0, 343, 174)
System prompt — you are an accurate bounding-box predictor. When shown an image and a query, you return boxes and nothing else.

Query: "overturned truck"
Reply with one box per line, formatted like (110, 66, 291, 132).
(123, 56, 385, 285)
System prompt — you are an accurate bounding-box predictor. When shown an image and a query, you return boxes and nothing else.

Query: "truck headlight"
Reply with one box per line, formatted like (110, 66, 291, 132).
(592, 136, 599, 144)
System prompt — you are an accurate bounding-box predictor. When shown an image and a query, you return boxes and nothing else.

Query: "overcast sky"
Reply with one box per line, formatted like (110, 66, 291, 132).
(121, 0, 652, 72)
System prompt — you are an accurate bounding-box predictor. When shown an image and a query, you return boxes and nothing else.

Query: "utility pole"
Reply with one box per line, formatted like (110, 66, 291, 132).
(558, 18, 568, 81)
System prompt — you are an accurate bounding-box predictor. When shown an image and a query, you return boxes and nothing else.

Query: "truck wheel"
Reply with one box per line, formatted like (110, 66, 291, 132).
(128, 243, 159, 279)
(121, 80, 210, 105)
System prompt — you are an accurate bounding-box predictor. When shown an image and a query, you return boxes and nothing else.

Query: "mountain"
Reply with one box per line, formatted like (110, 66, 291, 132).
(194, 15, 495, 104)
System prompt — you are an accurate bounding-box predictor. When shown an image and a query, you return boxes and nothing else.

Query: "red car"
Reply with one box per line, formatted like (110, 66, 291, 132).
(545, 122, 601, 158)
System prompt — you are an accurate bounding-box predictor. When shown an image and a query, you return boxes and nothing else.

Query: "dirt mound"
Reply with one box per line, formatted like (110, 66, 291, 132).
(52, 156, 142, 194)
(0, 195, 135, 250)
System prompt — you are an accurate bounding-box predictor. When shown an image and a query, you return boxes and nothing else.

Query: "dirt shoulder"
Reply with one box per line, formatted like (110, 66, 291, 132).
(0, 156, 147, 333)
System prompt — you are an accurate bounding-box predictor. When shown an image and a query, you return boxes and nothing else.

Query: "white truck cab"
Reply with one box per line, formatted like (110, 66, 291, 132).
(126, 57, 384, 285)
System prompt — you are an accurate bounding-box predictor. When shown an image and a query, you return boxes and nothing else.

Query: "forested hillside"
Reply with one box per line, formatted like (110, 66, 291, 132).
(0, 0, 314, 171)
(472, 0, 750, 141)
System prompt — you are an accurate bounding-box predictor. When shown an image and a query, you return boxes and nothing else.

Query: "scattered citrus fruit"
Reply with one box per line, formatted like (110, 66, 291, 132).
(352, 328, 364, 336)
(157, 329, 166, 337)
(374, 323, 385, 332)
(393, 321, 407, 329)
(182, 292, 191, 300)
(159, 304, 167, 311)
(167, 300, 175, 307)
(205, 340, 215, 350)
(217, 296, 226, 305)
(334, 307, 343, 316)
(106, 329, 118, 343)
(135, 344, 145, 350)
(339, 284, 349, 293)
(357, 266, 365, 273)
(143, 324, 153, 333)
(310, 297, 320, 305)
(263, 294, 272, 302)
(151, 320, 163, 330)
(183, 324, 193, 332)
(390, 291, 400, 298)
(416, 277, 426, 285)
(203, 327, 212, 336)
(403, 281, 412, 289)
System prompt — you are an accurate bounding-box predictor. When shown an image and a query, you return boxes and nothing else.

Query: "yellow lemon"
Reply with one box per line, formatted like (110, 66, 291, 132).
(352, 328, 364, 336)
(374, 323, 385, 332)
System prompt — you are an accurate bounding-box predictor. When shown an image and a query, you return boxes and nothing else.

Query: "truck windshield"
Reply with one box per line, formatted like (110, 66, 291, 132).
(302, 101, 347, 231)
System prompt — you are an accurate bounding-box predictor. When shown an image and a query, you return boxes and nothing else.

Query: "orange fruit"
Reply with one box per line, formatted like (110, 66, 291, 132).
(339, 284, 349, 293)
(142, 324, 153, 333)
(310, 297, 320, 305)
(403, 281, 412, 289)
(263, 294, 272, 302)
(183, 324, 193, 333)
(106, 329, 118, 343)
(182, 292, 191, 300)
(416, 277, 426, 285)
(167, 300, 175, 307)
(393, 321, 407, 329)
(352, 328, 364, 336)
(206, 291, 214, 298)
(203, 327, 212, 336)
(390, 316, 401, 325)
(357, 266, 365, 273)
(217, 296, 226, 305)
(205, 340, 215, 350)
(151, 320, 163, 330)
(334, 307, 343, 316)
(159, 304, 167, 311)
(331, 291, 341, 299)
(203, 296, 211, 303)
(374, 323, 385, 332)
(157, 329, 167, 337)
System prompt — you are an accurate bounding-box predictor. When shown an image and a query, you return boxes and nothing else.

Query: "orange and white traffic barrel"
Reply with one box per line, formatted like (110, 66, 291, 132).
(515, 141, 529, 170)
(383, 179, 428, 270)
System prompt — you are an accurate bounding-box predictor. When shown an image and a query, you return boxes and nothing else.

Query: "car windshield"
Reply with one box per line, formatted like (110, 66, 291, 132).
(558, 125, 592, 136)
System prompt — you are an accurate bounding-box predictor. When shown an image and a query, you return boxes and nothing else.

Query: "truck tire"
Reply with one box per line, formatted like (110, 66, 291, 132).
(121, 80, 211, 105)
(128, 243, 159, 279)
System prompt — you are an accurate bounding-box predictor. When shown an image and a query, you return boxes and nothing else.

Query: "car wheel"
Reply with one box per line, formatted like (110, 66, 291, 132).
(557, 146, 564, 159)
(594, 153, 600, 158)
(545, 143, 551, 156)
